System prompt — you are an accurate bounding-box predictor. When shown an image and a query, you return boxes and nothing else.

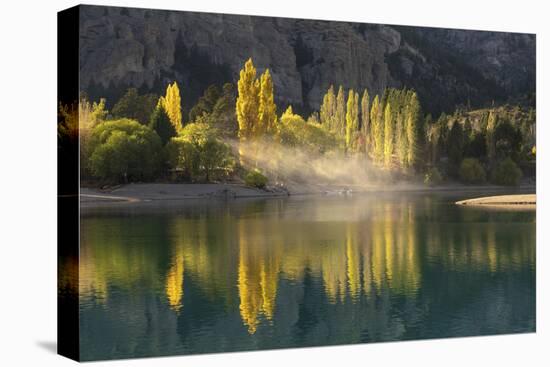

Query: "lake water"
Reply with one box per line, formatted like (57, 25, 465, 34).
(78, 191, 535, 360)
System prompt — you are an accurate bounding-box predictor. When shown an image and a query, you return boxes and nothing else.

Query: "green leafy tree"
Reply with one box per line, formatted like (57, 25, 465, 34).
(149, 104, 176, 145)
(494, 120, 522, 162)
(447, 121, 464, 176)
(464, 131, 487, 159)
(210, 83, 239, 138)
(200, 139, 234, 181)
(491, 157, 522, 186)
(191, 83, 238, 138)
(188, 85, 221, 123)
(459, 158, 486, 184)
(112, 88, 158, 125)
(89, 119, 162, 182)
(165, 138, 200, 181)
(170, 123, 235, 181)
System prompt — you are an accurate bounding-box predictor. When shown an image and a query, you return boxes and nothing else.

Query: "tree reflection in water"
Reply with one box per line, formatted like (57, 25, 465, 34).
(78, 193, 535, 359)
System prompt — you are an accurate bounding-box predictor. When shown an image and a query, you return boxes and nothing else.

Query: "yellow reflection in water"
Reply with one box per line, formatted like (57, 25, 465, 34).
(237, 221, 279, 334)
(384, 205, 395, 284)
(260, 259, 278, 321)
(79, 252, 108, 304)
(371, 216, 385, 291)
(346, 224, 361, 301)
(487, 224, 497, 273)
(79, 219, 167, 307)
(321, 237, 347, 304)
(360, 202, 421, 296)
(79, 198, 535, 334)
(165, 252, 184, 313)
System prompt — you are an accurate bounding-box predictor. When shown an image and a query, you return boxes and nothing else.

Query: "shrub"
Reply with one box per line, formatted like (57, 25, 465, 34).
(424, 167, 443, 186)
(89, 119, 162, 182)
(244, 169, 268, 189)
(491, 157, 522, 186)
(459, 158, 486, 184)
(279, 107, 339, 153)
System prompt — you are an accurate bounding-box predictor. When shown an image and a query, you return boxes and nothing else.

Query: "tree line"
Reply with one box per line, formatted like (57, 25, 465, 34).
(58, 57, 535, 187)
(318, 85, 423, 172)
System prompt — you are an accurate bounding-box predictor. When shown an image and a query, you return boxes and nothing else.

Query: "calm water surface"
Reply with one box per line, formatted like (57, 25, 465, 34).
(78, 192, 535, 360)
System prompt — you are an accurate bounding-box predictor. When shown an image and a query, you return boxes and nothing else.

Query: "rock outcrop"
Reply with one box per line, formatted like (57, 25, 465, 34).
(78, 5, 535, 116)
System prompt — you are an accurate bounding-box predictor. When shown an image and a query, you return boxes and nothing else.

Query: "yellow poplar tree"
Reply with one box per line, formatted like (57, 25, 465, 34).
(384, 102, 393, 168)
(236, 58, 260, 141)
(159, 82, 182, 131)
(258, 69, 277, 135)
(371, 95, 383, 162)
(345, 90, 359, 152)
(353, 91, 359, 146)
(335, 86, 346, 136)
(486, 109, 497, 165)
(360, 89, 370, 153)
(320, 85, 336, 131)
(236, 58, 261, 166)
(396, 111, 408, 168)
(406, 92, 420, 169)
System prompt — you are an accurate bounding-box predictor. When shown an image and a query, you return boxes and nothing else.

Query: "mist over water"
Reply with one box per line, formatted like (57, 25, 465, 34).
(229, 139, 390, 188)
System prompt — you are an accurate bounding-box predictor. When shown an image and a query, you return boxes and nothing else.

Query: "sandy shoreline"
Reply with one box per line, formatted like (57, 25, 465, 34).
(80, 183, 288, 204)
(80, 182, 535, 207)
(455, 194, 536, 209)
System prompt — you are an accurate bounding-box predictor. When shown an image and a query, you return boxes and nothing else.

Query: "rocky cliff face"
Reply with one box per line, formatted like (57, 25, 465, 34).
(78, 5, 535, 116)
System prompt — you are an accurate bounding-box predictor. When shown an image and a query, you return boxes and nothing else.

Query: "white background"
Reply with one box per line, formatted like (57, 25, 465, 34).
(0, 0, 548, 365)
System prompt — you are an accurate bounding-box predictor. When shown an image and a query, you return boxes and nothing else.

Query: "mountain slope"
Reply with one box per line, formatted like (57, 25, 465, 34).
(79, 5, 535, 117)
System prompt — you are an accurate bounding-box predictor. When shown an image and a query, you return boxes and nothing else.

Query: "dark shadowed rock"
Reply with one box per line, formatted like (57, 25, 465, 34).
(78, 5, 535, 116)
